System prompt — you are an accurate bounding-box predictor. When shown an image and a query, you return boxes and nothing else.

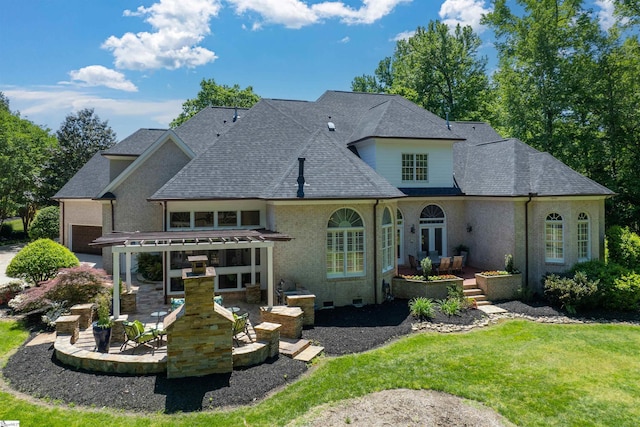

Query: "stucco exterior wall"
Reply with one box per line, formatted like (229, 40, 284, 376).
(527, 198, 605, 292)
(59, 199, 103, 247)
(102, 139, 192, 272)
(396, 199, 467, 263)
(464, 199, 519, 272)
(269, 201, 387, 307)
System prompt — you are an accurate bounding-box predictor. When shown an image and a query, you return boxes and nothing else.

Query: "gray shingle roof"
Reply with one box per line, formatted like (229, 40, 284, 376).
(151, 99, 404, 200)
(52, 151, 110, 199)
(347, 98, 464, 144)
(455, 139, 614, 196)
(174, 106, 247, 155)
(451, 121, 503, 144)
(103, 128, 166, 156)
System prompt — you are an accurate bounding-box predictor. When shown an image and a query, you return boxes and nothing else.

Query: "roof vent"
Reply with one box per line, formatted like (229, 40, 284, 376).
(327, 121, 336, 131)
(233, 107, 239, 123)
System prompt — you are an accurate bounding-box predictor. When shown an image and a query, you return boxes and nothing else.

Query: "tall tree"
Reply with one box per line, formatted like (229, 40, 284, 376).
(484, 0, 640, 230)
(0, 100, 57, 231)
(351, 21, 491, 121)
(171, 78, 260, 127)
(41, 108, 116, 202)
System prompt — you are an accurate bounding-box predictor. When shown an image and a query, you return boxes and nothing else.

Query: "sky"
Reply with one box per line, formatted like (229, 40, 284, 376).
(0, 0, 617, 140)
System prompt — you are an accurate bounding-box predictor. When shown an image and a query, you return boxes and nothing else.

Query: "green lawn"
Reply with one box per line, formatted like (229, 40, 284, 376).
(1, 319, 639, 426)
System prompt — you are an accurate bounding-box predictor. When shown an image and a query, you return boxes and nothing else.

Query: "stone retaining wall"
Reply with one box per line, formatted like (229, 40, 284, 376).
(391, 277, 463, 300)
(475, 273, 522, 300)
(54, 336, 166, 374)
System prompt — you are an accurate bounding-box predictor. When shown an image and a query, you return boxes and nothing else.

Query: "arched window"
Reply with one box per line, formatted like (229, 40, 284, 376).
(545, 213, 564, 263)
(327, 208, 365, 277)
(577, 212, 590, 261)
(420, 205, 445, 224)
(382, 208, 394, 272)
(419, 204, 446, 256)
(396, 209, 404, 264)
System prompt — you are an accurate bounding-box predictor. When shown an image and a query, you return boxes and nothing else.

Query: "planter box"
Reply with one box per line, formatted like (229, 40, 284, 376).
(391, 277, 463, 300)
(475, 273, 522, 301)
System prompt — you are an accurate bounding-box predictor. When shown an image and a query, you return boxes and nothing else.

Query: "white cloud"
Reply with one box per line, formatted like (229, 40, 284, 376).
(594, 0, 628, 30)
(391, 30, 416, 41)
(67, 65, 138, 92)
(102, 0, 222, 70)
(2, 86, 182, 138)
(226, 0, 411, 29)
(439, 0, 490, 33)
(339, 36, 350, 43)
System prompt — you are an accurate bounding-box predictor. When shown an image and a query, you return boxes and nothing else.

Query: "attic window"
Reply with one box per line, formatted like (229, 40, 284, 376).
(327, 122, 336, 131)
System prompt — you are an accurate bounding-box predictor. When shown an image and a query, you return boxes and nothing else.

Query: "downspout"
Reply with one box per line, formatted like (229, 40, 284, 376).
(60, 201, 65, 246)
(524, 193, 536, 289)
(373, 199, 380, 304)
(110, 200, 115, 232)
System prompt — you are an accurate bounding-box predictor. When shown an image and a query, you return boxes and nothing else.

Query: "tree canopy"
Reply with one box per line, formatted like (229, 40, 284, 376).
(351, 20, 491, 121)
(41, 108, 116, 202)
(0, 95, 57, 231)
(171, 78, 260, 127)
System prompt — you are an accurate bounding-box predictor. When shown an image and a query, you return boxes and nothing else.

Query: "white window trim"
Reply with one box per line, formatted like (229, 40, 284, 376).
(382, 208, 394, 273)
(401, 153, 429, 182)
(545, 213, 564, 263)
(168, 209, 262, 230)
(577, 213, 591, 262)
(326, 208, 366, 279)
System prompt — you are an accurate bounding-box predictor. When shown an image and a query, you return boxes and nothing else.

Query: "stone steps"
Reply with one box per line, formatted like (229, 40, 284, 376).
(462, 281, 492, 306)
(279, 338, 311, 358)
(294, 345, 324, 362)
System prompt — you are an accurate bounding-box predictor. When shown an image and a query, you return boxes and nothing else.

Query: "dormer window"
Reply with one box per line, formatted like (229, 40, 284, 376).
(402, 153, 428, 181)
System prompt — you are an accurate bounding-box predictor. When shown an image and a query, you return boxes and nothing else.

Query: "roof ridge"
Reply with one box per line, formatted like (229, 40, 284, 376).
(262, 99, 316, 135)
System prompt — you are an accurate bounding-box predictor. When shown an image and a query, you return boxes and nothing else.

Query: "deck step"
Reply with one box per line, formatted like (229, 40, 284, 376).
(463, 282, 478, 289)
(469, 294, 487, 301)
(279, 338, 311, 358)
(463, 289, 484, 296)
(475, 300, 492, 306)
(294, 345, 324, 362)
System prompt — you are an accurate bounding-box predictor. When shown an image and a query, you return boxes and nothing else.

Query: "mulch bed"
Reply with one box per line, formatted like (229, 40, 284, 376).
(3, 298, 638, 413)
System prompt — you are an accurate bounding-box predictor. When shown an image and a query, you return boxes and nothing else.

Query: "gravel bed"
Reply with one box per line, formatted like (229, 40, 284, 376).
(3, 298, 639, 414)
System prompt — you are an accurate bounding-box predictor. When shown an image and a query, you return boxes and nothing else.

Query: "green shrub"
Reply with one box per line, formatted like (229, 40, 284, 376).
(94, 292, 113, 327)
(570, 260, 640, 310)
(543, 272, 598, 314)
(0, 223, 13, 238)
(438, 297, 462, 316)
(606, 226, 640, 271)
(28, 206, 60, 240)
(607, 273, 640, 311)
(137, 252, 163, 281)
(5, 238, 79, 284)
(408, 297, 436, 320)
(504, 254, 520, 274)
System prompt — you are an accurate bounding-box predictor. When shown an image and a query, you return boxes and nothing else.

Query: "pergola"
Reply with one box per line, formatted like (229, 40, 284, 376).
(91, 229, 291, 317)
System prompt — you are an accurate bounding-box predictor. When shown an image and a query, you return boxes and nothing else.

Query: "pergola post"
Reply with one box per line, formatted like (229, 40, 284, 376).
(112, 250, 121, 317)
(267, 245, 274, 308)
(125, 251, 132, 292)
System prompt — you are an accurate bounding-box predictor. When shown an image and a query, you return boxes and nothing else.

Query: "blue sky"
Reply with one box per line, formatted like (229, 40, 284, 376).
(0, 0, 617, 140)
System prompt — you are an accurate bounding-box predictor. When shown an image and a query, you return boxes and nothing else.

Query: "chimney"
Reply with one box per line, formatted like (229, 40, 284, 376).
(297, 158, 305, 198)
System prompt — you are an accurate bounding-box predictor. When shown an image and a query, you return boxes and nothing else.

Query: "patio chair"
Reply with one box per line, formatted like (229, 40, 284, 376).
(232, 312, 253, 346)
(429, 251, 440, 267)
(408, 255, 422, 273)
(120, 320, 162, 352)
(437, 257, 451, 275)
(451, 256, 463, 273)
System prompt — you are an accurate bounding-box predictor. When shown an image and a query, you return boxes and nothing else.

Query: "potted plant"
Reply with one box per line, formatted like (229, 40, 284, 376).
(92, 292, 113, 353)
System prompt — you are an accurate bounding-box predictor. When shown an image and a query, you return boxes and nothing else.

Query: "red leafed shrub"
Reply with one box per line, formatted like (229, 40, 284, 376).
(9, 265, 111, 313)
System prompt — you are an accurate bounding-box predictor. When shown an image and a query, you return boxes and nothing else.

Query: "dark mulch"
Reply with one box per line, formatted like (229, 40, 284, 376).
(4, 298, 634, 413)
